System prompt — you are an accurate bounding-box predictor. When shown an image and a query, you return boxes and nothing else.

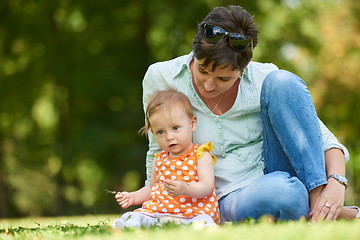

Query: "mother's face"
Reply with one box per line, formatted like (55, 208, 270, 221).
(191, 58, 242, 99)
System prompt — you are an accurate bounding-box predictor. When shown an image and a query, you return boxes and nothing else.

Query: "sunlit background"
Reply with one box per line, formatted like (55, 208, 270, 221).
(0, 0, 359, 218)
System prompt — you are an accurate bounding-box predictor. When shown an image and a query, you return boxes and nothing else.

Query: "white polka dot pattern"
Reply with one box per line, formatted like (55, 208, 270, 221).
(135, 143, 220, 223)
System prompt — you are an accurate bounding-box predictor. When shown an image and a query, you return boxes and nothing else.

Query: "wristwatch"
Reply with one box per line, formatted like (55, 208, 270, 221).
(327, 174, 348, 189)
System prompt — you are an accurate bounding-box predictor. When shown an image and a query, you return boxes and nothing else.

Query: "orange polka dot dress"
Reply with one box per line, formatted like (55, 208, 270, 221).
(135, 142, 220, 224)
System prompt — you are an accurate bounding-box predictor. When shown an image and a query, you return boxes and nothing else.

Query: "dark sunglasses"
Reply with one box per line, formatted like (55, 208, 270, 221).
(203, 24, 253, 52)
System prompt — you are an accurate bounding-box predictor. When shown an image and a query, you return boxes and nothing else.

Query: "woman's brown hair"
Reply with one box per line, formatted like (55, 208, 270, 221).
(193, 5, 259, 72)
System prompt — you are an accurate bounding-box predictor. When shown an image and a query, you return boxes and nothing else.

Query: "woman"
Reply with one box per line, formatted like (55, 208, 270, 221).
(140, 5, 358, 221)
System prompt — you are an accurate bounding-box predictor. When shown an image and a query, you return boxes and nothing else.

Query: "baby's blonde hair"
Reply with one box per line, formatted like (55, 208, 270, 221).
(139, 89, 194, 136)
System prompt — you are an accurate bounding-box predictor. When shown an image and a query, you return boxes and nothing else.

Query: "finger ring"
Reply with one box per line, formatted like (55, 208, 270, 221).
(325, 202, 331, 208)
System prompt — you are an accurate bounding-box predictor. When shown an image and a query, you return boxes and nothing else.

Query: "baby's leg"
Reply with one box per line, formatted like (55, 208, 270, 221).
(181, 214, 215, 226)
(113, 212, 158, 228)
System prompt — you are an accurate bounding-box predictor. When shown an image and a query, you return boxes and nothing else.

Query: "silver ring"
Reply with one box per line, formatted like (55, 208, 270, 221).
(325, 202, 331, 208)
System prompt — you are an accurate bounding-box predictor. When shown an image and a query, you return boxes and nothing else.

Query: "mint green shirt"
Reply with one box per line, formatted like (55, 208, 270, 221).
(142, 52, 349, 199)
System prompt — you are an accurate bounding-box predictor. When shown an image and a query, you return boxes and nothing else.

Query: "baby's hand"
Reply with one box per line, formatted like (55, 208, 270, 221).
(164, 180, 188, 197)
(115, 191, 135, 208)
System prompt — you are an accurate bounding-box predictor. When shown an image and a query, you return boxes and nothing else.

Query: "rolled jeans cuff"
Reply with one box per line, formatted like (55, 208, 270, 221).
(306, 179, 327, 192)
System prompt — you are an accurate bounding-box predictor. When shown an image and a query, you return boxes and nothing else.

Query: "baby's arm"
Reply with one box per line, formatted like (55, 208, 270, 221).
(115, 160, 156, 208)
(164, 151, 215, 198)
(115, 186, 151, 208)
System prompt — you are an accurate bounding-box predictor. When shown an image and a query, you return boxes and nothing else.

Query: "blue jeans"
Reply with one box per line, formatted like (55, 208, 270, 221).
(219, 70, 327, 221)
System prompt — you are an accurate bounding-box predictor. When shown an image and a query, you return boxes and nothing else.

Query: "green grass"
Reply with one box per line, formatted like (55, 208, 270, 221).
(0, 215, 359, 240)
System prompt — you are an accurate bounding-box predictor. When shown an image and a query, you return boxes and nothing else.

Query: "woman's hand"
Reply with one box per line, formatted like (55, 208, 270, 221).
(310, 148, 347, 221)
(309, 179, 345, 221)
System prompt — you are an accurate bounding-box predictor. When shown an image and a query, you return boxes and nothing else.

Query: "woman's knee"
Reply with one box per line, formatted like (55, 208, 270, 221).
(220, 172, 309, 221)
(258, 172, 310, 219)
(262, 70, 307, 101)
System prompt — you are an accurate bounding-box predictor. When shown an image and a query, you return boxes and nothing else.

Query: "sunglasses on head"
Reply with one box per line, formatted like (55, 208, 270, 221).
(203, 23, 253, 52)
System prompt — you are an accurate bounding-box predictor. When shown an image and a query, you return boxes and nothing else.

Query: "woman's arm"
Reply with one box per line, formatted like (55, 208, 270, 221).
(308, 118, 350, 221)
(164, 151, 215, 198)
(310, 148, 346, 221)
(319, 119, 349, 161)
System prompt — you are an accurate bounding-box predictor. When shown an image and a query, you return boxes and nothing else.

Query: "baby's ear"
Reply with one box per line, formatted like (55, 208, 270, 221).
(191, 115, 198, 131)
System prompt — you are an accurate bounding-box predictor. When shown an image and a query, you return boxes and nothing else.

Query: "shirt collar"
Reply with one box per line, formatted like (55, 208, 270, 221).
(172, 51, 194, 80)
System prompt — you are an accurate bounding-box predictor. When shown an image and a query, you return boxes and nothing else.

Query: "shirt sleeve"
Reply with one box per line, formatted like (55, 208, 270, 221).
(318, 118, 350, 162)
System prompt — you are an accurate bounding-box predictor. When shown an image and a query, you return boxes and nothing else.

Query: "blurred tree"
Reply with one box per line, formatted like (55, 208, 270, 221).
(0, 0, 151, 216)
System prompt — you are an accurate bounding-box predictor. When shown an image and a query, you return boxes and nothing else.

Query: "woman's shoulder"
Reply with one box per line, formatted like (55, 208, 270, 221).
(143, 54, 190, 85)
(143, 54, 192, 102)
(248, 61, 279, 74)
(147, 54, 190, 75)
(246, 61, 279, 85)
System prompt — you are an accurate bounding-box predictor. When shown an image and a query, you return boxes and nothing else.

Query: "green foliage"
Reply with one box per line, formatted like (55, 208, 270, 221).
(0, 0, 149, 217)
(1, 222, 111, 238)
(0, 0, 359, 217)
(0, 215, 360, 240)
(1, 222, 112, 239)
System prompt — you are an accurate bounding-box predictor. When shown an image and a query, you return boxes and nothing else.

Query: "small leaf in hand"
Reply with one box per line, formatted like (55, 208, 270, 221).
(104, 189, 117, 195)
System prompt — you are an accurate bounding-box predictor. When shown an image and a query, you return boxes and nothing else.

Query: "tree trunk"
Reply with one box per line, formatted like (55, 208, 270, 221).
(0, 135, 9, 217)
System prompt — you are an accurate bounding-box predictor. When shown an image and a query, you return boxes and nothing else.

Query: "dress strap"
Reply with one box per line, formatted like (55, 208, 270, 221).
(196, 142, 217, 165)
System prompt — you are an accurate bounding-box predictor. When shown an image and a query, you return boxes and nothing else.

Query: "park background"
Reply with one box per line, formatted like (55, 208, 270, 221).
(0, 0, 359, 218)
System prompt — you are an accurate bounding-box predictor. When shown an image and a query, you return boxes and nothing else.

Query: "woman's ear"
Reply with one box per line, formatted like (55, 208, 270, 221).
(191, 115, 198, 132)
